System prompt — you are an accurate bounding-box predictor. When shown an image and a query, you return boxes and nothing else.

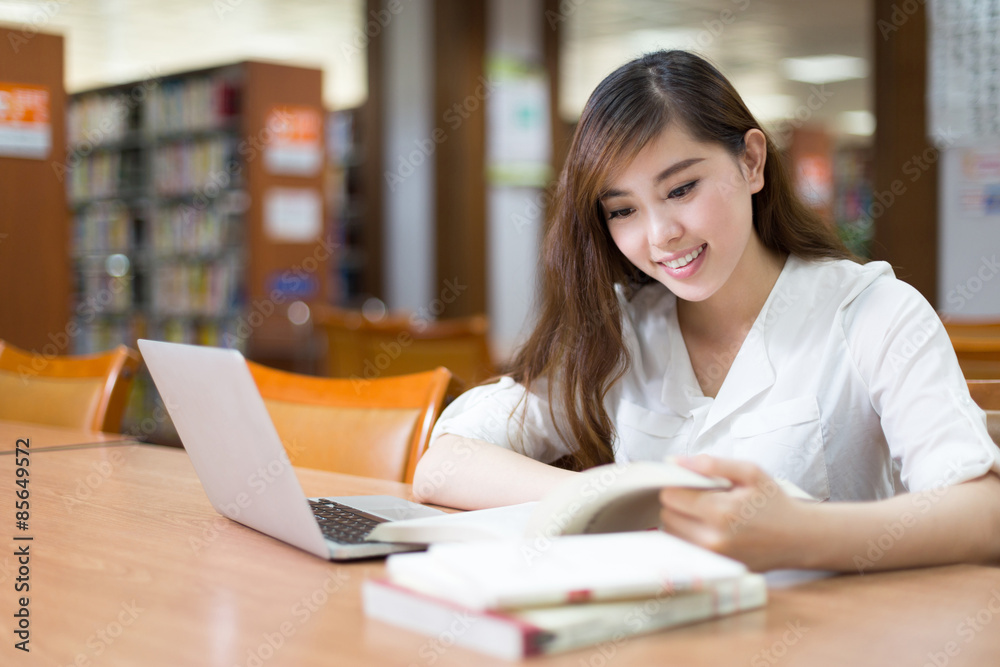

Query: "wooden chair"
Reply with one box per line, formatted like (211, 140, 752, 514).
(944, 320, 1000, 380)
(315, 307, 496, 387)
(0, 339, 140, 432)
(246, 361, 452, 483)
(968, 379, 1000, 447)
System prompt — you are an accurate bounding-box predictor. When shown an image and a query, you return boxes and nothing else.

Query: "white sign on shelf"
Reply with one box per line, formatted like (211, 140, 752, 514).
(264, 187, 323, 243)
(0, 83, 51, 160)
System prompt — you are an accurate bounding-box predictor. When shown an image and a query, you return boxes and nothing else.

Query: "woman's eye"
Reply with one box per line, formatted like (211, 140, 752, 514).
(607, 207, 634, 221)
(668, 180, 698, 199)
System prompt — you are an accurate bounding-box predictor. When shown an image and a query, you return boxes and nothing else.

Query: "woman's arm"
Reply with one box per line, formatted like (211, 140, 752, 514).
(659, 455, 1000, 572)
(412, 434, 577, 510)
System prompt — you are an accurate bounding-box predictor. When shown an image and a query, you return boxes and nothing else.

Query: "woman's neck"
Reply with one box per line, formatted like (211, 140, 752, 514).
(678, 238, 787, 342)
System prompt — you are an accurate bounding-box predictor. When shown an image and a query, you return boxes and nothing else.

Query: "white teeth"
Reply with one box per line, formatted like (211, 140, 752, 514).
(663, 244, 705, 269)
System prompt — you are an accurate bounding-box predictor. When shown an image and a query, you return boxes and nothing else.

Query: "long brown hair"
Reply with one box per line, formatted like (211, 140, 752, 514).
(508, 50, 851, 471)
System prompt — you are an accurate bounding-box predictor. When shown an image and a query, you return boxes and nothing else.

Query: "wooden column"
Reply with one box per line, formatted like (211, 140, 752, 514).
(433, 0, 487, 318)
(362, 0, 387, 302)
(872, 0, 937, 306)
(0, 29, 69, 351)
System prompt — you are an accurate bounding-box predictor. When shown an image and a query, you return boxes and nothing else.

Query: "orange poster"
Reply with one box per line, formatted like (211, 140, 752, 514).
(0, 83, 51, 159)
(264, 105, 322, 176)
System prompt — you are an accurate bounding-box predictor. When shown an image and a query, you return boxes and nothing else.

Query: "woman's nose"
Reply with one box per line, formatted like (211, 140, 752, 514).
(646, 207, 682, 248)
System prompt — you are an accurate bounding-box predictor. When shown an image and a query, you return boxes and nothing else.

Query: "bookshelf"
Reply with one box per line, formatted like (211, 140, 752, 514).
(325, 108, 371, 307)
(66, 61, 327, 438)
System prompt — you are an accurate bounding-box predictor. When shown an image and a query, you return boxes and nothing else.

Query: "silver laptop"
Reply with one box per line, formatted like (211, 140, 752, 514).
(138, 339, 445, 560)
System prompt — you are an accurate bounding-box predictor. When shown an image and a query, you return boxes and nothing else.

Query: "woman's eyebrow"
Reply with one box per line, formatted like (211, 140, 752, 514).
(599, 157, 705, 200)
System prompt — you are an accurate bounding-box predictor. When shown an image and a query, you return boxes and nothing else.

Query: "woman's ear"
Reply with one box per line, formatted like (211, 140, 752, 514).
(742, 129, 767, 194)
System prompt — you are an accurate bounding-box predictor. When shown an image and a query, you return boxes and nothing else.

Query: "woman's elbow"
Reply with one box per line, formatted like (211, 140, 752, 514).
(411, 437, 451, 504)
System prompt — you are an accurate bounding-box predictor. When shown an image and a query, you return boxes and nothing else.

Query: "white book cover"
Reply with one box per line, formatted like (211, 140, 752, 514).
(385, 531, 749, 611)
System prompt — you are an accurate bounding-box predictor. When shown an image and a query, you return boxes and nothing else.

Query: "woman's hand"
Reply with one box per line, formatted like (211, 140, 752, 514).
(658, 455, 815, 571)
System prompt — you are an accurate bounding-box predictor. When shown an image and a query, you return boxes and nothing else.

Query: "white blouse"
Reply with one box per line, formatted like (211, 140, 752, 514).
(430, 256, 1000, 501)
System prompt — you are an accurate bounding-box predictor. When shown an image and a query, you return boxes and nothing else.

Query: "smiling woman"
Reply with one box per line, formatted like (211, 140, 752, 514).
(413, 50, 1000, 574)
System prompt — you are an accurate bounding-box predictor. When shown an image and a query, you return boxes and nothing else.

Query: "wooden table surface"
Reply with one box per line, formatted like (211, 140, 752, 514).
(1, 443, 999, 667)
(0, 420, 138, 453)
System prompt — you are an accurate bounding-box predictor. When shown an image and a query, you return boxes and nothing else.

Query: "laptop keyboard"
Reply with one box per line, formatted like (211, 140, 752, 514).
(309, 499, 386, 545)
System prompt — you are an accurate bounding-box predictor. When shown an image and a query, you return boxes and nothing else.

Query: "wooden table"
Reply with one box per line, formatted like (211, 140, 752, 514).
(0, 420, 138, 453)
(1, 444, 999, 667)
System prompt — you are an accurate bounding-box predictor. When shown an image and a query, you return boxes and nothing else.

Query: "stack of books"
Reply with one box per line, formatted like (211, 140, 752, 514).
(362, 531, 766, 660)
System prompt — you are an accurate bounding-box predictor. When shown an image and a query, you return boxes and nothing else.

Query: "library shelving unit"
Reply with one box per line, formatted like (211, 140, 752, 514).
(325, 107, 367, 307)
(66, 61, 328, 439)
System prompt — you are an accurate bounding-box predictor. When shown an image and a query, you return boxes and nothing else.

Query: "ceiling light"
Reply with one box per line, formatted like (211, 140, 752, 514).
(781, 55, 868, 84)
(838, 110, 875, 136)
(0, 2, 39, 23)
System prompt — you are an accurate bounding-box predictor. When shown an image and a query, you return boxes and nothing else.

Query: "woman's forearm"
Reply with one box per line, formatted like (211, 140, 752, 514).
(795, 473, 1000, 572)
(412, 434, 577, 510)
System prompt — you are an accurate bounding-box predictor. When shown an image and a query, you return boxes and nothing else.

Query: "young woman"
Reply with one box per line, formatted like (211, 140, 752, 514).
(413, 50, 1000, 572)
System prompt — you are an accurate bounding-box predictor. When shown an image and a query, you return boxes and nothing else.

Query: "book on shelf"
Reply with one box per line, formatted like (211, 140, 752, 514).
(363, 531, 766, 661)
(367, 459, 816, 545)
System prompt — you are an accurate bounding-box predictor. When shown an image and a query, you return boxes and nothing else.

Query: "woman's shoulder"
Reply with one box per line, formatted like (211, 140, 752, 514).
(786, 255, 908, 307)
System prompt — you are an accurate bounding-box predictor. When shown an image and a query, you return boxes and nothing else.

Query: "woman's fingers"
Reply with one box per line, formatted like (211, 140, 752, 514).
(675, 454, 767, 488)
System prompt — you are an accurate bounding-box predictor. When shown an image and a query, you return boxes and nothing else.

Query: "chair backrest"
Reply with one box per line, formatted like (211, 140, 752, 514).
(316, 307, 496, 386)
(246, 361, 452, 483)
(0, 339, 140, 432)
(944, 320, 1000, 380)
(968, 379, 1000, 447)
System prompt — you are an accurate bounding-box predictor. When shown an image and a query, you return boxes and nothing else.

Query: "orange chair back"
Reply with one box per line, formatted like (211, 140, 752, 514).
(0, 340, 140, 432)
(316, 307, 496, 386)
(944, 320, 1000, 380)
(246, 361, 452, 483)
(968, 379, 1000, 447)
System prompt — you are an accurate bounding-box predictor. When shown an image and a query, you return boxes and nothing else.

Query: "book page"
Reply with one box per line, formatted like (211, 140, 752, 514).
(367, 501, 537, 544)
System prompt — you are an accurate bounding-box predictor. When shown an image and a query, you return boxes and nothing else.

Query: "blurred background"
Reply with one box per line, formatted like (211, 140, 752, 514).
(1, 0, 997, 439)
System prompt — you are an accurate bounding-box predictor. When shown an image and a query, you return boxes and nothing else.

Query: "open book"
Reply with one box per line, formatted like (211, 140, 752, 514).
(367, 459, 814, 544)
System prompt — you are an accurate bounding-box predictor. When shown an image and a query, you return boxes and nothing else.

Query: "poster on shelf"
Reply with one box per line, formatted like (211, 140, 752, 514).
(264, 187, 323, 243)
(958, 148, 1000, 218)
(0, 82, 51, 159)
(264, 105, 323, 176)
